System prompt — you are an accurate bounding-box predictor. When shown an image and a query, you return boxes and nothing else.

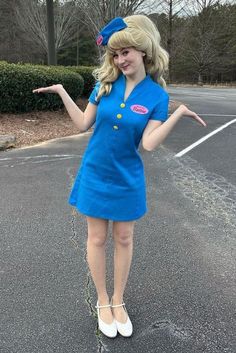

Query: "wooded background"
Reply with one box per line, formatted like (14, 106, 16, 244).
(0, 0, 236, 84)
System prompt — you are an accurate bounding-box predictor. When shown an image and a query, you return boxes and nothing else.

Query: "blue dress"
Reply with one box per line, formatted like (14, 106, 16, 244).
(68, 74, 169, 221)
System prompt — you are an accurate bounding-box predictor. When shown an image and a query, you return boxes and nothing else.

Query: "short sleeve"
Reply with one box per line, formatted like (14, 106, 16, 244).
(88, 82, 100, 105)
(149, 93, 169, 122)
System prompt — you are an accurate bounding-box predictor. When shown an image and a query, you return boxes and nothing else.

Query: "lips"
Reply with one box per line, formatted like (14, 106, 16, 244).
(120, 65, 129, 70)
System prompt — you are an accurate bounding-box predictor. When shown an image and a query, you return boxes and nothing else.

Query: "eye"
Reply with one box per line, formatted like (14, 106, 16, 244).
(122, 50, 129, 56)
(113, 53, 118, 58)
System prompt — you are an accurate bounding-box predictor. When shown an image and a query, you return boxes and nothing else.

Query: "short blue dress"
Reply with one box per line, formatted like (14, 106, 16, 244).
(68, 74, 169, 221)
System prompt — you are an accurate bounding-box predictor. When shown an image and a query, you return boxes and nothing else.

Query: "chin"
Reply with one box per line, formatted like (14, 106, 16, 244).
(122, 68, 134, 75)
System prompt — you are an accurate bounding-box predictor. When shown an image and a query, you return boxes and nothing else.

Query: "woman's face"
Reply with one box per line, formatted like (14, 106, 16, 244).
(112, 47, 145, 77)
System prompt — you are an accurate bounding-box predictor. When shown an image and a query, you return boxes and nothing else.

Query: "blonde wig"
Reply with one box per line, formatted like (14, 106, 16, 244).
(93, 14, 169, 101)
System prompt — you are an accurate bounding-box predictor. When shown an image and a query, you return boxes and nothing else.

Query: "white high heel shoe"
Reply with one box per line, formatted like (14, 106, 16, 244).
(95, 301, 117, 338)
(111, 299, 133, 337)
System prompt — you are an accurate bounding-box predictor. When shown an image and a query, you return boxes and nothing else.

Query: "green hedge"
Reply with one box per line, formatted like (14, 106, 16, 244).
(66, 65, 97, 97)
(0, 62, 84, 113)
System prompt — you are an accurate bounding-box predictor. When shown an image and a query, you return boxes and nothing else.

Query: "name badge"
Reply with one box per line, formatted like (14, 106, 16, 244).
(130, 104, 149, 114)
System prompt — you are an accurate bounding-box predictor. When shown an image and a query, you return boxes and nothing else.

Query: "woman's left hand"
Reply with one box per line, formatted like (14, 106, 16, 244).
(178, 104, 207, 127)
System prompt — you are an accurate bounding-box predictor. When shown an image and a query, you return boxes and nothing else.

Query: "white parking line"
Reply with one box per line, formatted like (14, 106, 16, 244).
(175, 118, 236, 158)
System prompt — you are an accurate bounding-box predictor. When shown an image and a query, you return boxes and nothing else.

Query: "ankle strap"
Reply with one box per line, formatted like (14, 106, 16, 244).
(111, 302, 125, 308)
(95, 303, 111, 309)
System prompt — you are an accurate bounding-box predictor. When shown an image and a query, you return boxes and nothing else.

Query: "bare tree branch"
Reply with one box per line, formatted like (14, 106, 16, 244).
(75, 0, 152, 39)
(14, 0, 80, 54)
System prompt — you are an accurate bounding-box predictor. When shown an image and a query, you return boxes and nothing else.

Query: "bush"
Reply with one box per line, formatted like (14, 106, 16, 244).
(66, 65, 97, 97)
(0, 62, 84, 113)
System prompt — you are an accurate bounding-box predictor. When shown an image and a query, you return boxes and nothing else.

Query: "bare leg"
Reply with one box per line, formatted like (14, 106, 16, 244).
(112, 221, 135, 323)
(86, 216, 113, 324)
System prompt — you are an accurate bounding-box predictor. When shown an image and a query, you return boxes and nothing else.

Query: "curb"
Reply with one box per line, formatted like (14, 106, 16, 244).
(0, 131, 92, 152)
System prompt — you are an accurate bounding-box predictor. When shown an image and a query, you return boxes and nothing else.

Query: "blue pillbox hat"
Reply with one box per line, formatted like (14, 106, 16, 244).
(96, 17, 127, 46)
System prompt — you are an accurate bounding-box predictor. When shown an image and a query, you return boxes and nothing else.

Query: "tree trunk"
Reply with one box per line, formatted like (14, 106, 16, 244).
(198, 72, 203, 85)
(167, 0, 173, 82)
(46, 0, 56, 65)
(76, 26, 79, 66)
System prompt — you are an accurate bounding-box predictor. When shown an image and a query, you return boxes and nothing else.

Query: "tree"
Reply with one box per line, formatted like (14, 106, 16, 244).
(46, 0, 56, 64)
(0, 0, 45, 63)
(76, 0, 148, 29)
(183, 1, 234, 84)
(57, 22, 97, 66)
(74, 0, 154, 59)
(14, 0, 80, 62)
(149, 0, 186, 82)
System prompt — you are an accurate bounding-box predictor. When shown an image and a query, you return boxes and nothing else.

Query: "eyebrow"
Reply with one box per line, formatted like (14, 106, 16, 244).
(113, 47, 129, 54)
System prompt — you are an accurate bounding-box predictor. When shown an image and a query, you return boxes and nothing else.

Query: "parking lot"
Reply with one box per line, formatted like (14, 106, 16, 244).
(1, 86, 235, 353)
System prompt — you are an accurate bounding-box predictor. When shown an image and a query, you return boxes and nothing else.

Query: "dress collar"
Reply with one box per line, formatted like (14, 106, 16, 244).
(119, 74, 151, 103)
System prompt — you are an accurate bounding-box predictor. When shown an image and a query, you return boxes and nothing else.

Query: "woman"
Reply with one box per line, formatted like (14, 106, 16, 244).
(33, 15, 206, 338)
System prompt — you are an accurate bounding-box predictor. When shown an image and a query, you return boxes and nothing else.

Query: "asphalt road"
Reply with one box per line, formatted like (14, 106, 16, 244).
(1, 87, 235, 353)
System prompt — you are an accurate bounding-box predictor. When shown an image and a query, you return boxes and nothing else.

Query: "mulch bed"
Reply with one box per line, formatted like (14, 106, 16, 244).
(0, 98, 179, 149)
(0, 98, 88, 148)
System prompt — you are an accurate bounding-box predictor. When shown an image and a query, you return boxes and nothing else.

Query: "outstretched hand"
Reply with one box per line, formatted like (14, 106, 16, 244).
(178, 104, 207, 127)
(32, 84, 63, 94)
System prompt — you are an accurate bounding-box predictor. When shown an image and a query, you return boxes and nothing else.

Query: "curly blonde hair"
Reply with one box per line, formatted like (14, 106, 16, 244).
(93, 14, 169, 101)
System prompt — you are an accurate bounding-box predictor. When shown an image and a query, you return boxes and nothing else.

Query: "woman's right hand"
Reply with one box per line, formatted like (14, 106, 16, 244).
(32, 84, 63, 94)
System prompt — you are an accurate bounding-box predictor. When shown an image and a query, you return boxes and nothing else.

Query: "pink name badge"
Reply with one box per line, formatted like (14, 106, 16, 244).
(130, 104, 149, 114)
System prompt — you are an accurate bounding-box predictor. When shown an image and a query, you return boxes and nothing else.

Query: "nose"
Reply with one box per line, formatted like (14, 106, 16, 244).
(117, 55, 125, 65)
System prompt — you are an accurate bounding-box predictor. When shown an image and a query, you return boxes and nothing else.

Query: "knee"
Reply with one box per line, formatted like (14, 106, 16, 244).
(87, 231, 107, 247)
(113, 229, 133, 247)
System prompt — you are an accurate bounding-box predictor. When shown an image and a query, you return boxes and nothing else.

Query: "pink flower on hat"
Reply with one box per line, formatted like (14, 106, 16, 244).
(96, 35, 103, 46)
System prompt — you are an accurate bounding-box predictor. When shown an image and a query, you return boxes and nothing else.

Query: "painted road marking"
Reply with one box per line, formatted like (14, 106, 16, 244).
(168, 92, 227, 99)
(164, 150, 236, 233)
(0, 154, 78, 161)
(175, 118, 236, 158)
(180, 94, 227, 99)
(0, 154, 81, 168)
